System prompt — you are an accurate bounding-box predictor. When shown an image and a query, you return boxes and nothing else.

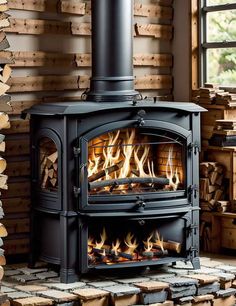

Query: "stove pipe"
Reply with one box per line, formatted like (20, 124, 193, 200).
(86, 0, 139, 102)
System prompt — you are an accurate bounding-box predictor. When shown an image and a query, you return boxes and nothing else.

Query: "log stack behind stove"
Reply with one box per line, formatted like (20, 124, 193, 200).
(24, 0, 206, 283)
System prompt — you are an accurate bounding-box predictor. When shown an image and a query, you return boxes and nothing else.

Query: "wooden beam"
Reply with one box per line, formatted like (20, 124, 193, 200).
(8, 0, 173, 18)
(135, 23, 173, 40)
(10, 51, 75, 67)
(6, 160, 30, 177)
(2, 197, 30, 213)
(7, 51, 172, 68)
(6, 18, 172, 39)
(4, 138, 30, 157)
(7, 75, 79, 92)
(5, 18, 71, 35)
(190, 0, 200, 97)
(7, 0, 58, 12)
(7, 74, 172, 92)
(3, 118, 29, 134)
(4, 237, 29, 255)
(2, 218, 29, 234)
(135, 75, 172, 90)
(1, 180, 30, 198)
(7, 99, 42, 114)
(134, 4, 173, 19)
(60, 1, 86, 15)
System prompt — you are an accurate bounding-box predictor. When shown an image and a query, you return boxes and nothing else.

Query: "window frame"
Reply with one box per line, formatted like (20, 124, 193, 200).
(199, 0, 236, 91)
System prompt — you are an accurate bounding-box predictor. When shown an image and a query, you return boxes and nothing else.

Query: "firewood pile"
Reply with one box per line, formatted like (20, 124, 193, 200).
(41, 151, 58, 190)
(197, 83, 236, 107)
(196, 83, 236, 148)
(200, 162, 229, 213)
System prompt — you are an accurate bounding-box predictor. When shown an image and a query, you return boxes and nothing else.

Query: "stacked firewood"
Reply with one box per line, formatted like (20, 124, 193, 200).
(200, 162, 229, 212)
(41, 151, 58, 189)
(198, 83, 224, 105)
(197, 83, 236, 147)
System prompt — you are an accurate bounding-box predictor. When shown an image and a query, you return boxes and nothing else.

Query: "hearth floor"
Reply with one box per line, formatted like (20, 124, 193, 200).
(1, 256, 236, 306)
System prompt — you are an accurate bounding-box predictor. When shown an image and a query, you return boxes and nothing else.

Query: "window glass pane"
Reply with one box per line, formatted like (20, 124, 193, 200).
(207, 48, 236, 86)
(207, 10, 236, 42)
(207, 0, 236, 5)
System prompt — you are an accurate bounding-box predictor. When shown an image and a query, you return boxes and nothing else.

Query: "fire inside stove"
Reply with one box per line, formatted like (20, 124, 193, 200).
(88, 224, 182, 266)
(88, 128, 185, 195)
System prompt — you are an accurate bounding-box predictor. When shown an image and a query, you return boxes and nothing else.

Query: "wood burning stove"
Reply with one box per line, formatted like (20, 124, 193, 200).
(23, 0, 206, 283)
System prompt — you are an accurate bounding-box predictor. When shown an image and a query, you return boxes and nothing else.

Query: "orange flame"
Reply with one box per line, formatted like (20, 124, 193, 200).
(143, 233, 153, 252)
(88, 149, 100, 177)
(124, 232, 138, 255)
(166, 146, 180, 191)
(95, 227, 107, 249)
(153, 230, 164, 252)
(112, 239, 121, 256)
(88, 236, 94, 253)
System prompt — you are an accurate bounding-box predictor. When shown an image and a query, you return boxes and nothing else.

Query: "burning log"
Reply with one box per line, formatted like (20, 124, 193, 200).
(153, 241, 181, 254)
(88, 160, 124, 182)
(89, 177, 169, 190)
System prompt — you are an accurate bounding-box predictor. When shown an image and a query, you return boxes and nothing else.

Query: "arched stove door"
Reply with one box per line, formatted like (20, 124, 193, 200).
(76, 120, 192, 212)
(32, 128, 62, 211)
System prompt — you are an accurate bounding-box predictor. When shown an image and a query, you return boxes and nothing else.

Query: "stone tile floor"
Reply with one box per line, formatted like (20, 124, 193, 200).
(0, 257, 236, 305)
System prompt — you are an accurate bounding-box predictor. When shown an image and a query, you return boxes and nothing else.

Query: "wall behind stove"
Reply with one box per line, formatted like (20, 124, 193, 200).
(1, 0, 174, 256)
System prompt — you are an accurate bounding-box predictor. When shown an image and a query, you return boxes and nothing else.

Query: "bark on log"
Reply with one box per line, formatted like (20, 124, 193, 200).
(89, 177, 169, 190)
(88, 160, 124, 183)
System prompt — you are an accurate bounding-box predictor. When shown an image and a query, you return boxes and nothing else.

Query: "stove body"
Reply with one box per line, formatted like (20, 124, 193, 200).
(24, 0, 206, 283)
(26, 101, 205, 283)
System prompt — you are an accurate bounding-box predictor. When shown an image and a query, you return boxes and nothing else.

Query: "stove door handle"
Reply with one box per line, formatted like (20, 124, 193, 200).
(135, 199, 146, 212)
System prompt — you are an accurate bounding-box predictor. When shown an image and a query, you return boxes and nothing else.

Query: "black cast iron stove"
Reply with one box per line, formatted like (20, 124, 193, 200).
(24, 0, 206, 283)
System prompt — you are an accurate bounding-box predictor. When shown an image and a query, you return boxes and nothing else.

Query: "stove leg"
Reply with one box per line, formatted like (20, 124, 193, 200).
(191, 257, 200, 270)
(60, 213, 79, 283)
(60, 268, 79, 284)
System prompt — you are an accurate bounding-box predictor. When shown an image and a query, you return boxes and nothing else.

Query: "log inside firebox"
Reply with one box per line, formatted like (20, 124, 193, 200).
(153, 240, 181, 254)
(88, 160, 124, 182)
(89, 177, 169, 190)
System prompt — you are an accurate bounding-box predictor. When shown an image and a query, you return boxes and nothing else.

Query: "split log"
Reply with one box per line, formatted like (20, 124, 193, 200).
(0, 65, 12, 83)
(0, 157, 6, 174)
(0, 223, 7, 237)
(89, 177, 169, 190)
(88, 160, 124, 183)
(0, 174, 7, 189)
(153, 240, 181, 254)
(0, 112, 10, 129)
(200, 162, 226, 212)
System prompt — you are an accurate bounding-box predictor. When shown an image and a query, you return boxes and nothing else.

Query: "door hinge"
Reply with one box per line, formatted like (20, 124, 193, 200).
(73, 186, 81, 198)
(188, 184, 198, 199)
(188, 246, 198, 258)
(187, 223, 198, 236)
(73, 147, 81, 157)
(188, 142, 200, 154)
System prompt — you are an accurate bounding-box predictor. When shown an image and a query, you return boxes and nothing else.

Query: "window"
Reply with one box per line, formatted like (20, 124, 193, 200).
(200, 0, 236, 88)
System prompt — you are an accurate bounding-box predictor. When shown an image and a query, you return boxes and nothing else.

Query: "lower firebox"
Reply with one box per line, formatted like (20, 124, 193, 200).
(31, 208, 200, 283)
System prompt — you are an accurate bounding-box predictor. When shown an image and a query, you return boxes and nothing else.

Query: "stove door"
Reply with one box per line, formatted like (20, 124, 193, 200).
(32, 128, 62, 211)
(78, 212, 194, 274)
(76, 120, 193, 211)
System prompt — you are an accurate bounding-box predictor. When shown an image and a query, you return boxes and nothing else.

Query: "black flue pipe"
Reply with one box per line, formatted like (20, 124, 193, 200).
(86, 0, 139, 102)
